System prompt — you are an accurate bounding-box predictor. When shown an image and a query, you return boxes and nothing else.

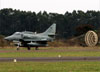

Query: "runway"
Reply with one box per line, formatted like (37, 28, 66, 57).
(0, 57, 100, 62)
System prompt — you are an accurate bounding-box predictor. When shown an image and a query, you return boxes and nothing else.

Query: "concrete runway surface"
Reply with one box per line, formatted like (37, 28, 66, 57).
(0, 57, 100, 62)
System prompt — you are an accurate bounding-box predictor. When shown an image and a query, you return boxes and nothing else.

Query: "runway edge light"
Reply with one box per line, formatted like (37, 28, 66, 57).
(14, 59, 17, 62)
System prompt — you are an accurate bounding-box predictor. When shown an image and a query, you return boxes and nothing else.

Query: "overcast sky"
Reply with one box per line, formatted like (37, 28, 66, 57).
(0, 0, 100, 14)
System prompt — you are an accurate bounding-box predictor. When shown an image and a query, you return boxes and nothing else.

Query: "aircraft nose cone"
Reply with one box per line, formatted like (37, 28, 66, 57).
(4, 37, 9, 40)
(4, 36, 11, 41)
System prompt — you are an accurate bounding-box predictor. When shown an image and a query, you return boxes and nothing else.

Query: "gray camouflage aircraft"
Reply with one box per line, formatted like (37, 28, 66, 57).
(5, 23, 56, 50)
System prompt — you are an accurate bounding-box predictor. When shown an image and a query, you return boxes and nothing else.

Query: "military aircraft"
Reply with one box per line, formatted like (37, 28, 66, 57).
(5, 23, 56, 50)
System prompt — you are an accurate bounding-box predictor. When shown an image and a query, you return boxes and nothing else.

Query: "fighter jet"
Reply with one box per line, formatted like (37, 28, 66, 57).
(5, 23, 56, 50)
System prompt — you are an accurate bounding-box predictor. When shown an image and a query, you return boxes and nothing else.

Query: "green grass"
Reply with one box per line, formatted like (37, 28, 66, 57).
(0, 51, 100, 57)
(0, 47, 100, 72)
(1, 47, 100, 57)
(0, 61, 100, 72)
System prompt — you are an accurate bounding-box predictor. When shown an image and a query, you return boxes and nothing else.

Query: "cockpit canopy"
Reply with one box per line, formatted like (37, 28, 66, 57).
(22, 31, 34, 34)
(13, 32, 21, 35)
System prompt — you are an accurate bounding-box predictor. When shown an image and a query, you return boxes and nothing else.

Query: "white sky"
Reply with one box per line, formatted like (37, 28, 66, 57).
(0, 0, 100, 14)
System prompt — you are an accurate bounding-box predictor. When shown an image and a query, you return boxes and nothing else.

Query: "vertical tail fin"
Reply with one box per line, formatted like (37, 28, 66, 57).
(43, 23, 56, 37)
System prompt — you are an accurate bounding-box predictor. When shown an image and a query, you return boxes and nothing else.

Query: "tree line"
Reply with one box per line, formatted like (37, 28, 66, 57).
(0, 8, 100, 39)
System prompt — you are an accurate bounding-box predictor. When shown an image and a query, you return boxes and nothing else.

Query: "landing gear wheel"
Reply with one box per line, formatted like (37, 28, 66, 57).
(27, 47, 31, 50)
(35, 47, 38, 50)
(16, 46, 19, 50)
(16, 42, 21, 50)
(17, 47, 19, 50)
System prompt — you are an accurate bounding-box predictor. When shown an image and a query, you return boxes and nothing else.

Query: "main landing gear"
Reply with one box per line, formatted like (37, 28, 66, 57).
(16, 46, 39, 50)
(27, 46, 31, 50)
(27, 46, 39, 50)
(35, 47, 38, 50)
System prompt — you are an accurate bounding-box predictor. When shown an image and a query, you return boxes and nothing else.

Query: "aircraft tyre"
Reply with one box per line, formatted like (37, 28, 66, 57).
(27, 47, 31, 50)
(17, 48, 19, 50)
(16, 46, 20, 50)
(35, 47, 38, 50)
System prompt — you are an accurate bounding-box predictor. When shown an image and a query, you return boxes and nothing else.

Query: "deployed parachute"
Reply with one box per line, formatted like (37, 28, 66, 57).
(70, 30, 99, 47)
(84, 31, 98, 47)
